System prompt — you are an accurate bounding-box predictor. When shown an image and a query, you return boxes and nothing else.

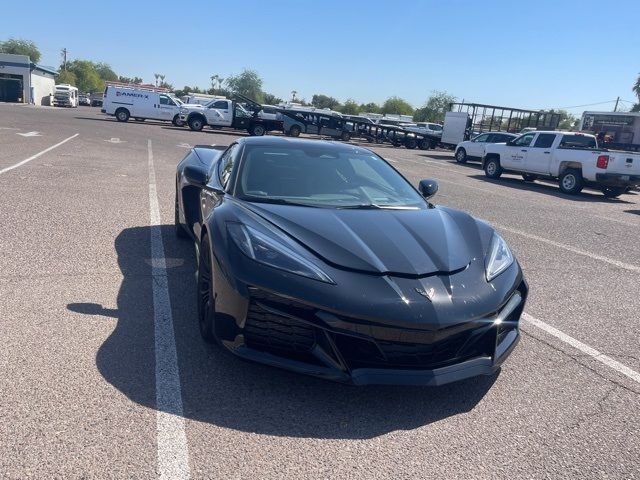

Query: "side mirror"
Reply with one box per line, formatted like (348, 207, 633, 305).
(183, 164, 209, 187)
(506, 140, 514, 146)
(418, 179, 438, 199)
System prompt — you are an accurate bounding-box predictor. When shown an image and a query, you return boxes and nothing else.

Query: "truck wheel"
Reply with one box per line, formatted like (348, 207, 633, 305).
(418, 139, 429, 150)
(600, 186, 626, 198)
(289, 125, 301, 137)
(522, 173, 537, 182)
(115, 108, 130, 122)
(484, 157, 502, 179)
(405, 138, 417, 149)
(559, 169, 583, 195)
(340, 131, 351, 142)
(188, 116, 205, 131)
(172, 115, 184, 127)
(455, 148, 467, 163)
(250, 124, 266, 136)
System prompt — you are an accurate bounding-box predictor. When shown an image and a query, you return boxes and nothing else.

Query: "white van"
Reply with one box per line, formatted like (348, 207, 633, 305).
(102, 85, 183, 125)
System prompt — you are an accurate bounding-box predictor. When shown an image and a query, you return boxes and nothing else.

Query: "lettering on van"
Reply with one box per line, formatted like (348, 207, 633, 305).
(115, 92, 149, 99)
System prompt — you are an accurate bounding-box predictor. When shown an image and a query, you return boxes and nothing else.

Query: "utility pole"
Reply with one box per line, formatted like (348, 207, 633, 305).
(61, 48, 68, 70)
(614, 96, 619, 112)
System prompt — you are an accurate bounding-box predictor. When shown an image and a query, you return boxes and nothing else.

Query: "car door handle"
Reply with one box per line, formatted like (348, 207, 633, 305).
(544, 151, 551, 154)
(521, 149, 528, 152)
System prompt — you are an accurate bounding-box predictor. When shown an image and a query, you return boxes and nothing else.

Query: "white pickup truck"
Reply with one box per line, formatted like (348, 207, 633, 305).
(482, 131, 640, 198)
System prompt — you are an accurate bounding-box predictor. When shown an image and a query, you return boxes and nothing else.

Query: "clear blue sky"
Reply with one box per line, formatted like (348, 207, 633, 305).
(2, 0, 639, 113)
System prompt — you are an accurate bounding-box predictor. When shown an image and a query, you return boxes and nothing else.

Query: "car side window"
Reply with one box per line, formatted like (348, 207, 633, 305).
(474, 134, 490, 142)
(211, 100, 228, 109)
(218, 144, 238, 189)
(513, 133, 535, 147)
(159, 95, 169, 105)
(533, 134, 556, 148)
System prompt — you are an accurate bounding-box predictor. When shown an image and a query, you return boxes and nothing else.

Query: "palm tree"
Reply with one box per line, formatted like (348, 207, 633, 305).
(154, 73, 160, 87)
(291, 90, 297, 101)
(633, 73, 640, 100)
(159, 74, 166, 86)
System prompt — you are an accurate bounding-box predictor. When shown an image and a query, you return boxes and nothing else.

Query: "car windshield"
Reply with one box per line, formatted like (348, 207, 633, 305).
(236, 144, 425, 209)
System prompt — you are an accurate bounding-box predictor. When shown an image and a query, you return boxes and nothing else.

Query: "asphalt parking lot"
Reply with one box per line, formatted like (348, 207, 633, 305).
(1, 103, 639, 479)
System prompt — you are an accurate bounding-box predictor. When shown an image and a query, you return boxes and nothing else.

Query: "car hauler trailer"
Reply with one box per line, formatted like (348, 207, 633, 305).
(440, 102, 562, 148)
(279, 108, 441, 149)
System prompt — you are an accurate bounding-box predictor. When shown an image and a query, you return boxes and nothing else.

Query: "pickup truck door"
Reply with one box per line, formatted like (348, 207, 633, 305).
(501, 132, 535, 169)
(206, 100, 233, 127)
(524, 133, 557, 174)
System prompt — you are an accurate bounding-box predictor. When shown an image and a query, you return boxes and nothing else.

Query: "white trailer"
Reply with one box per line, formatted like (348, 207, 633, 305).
(53, 84, 79, 108)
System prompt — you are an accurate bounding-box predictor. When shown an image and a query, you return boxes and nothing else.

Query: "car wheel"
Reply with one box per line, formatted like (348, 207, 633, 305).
(455, 148, 467, 163)
(175, 193, 189, 239)
(250, 124, 266, 136)
(559, 169, 584, 194)
(522, 173, 537, 182)
(405, 137, 417, 149)
(289, 125, 301, 137)
(188, 116, 205, 131)
(484, 157, 502, 179)
(115, 108, 130, 122)
(600, 186, 626, 198)
(340, 131, 351, 142)
(172, 115, 184, 127)
(197, 234, 216, 343)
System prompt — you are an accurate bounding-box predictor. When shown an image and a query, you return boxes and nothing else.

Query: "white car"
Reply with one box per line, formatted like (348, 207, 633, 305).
(455, 132, 518, 163)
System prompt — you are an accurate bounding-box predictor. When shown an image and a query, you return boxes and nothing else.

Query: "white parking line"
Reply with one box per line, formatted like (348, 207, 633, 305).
(0, 133, 79, 175)
(522, 313, 640, 385)
(496, 224, 640, 273)
(147, 140, 190, 479)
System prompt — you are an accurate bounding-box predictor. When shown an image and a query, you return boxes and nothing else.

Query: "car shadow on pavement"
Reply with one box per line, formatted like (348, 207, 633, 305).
(68, 225, 498, 440)
(161, 126, 250, 137)
(74, 116, 171, 127)
(469, 174, 634, 203)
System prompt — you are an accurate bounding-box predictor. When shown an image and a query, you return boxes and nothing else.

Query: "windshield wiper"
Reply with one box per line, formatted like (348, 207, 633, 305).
(245, 197, 319, 207)
(337, 203, 418, 210)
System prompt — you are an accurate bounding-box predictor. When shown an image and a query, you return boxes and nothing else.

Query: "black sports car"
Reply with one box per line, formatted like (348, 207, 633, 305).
(175, 137, 527, 386)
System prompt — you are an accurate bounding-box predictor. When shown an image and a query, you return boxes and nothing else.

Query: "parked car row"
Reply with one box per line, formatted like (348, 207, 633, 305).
(453, 131, 640, 198)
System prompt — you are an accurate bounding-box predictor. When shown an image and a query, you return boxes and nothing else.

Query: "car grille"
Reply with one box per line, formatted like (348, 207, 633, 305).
(244, 288, 500, 371)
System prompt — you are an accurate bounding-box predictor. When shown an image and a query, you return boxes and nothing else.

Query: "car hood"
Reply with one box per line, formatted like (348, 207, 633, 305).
(243, 203, 483, 276)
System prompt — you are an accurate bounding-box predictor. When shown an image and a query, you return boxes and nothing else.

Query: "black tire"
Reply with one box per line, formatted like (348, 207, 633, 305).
(455, 148, 467, 163)
(600, 186, 626, 198)
(484, 157, 503, 179)
(172, 115, 183, 127)
(558, 169, 584, 195)
(340, 131, 351, 142)
(115, 108, 130, 122)
(175, 193, 189, 239)
(197, 234, 216, 343)
(418, 139, 430, 150)
(134, 117, 145, 122)
(289, 125, 301, 137)
(250, 123, 266, 136)
(188, 115, 205, 131)
(522, 173, 537, 182)
(405, 137, 417, 149)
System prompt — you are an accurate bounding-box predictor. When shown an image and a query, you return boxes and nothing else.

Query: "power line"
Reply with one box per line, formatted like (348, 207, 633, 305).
(555, 100, 619, 110)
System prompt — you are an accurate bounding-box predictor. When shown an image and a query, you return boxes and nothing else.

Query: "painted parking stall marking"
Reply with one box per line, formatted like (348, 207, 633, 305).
(147, 139, 190, 479)
(0, 133, 79, 176)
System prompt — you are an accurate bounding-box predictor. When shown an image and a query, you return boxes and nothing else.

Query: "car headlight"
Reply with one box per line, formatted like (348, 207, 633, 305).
(179, 107, 188, 114)
(485, 233, 514, 281)
(228, 223, 334, 284)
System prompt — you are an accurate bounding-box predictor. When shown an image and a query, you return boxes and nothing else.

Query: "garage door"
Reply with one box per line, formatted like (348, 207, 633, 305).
(0, 77, 23, 102)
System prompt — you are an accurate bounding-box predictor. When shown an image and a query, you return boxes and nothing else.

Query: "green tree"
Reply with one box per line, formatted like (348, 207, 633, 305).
(95, 62, 118, 82)
(65, 60, 103, 93)
(0, 38, 41, 62)
(339, 99, 360, 115)
(57, 70, 77, 86)
(359, 102, 381, 114)
(311, 94, 341, 110)
(632, 73, 640, 111)
(262, 92, 282, 105)
(381, 96, 414, 116)
(413, 90, 456, 123)
(118, 76, 143, 84)
(225, 69, 264, 102)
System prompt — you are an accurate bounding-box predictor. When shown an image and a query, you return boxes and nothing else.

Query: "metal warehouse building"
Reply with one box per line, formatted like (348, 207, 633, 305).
(0, 53, 57, 105)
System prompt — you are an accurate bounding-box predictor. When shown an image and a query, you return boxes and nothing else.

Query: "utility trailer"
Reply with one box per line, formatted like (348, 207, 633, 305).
(441, 102, 562, 148)
(278, 108, 441, 149)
